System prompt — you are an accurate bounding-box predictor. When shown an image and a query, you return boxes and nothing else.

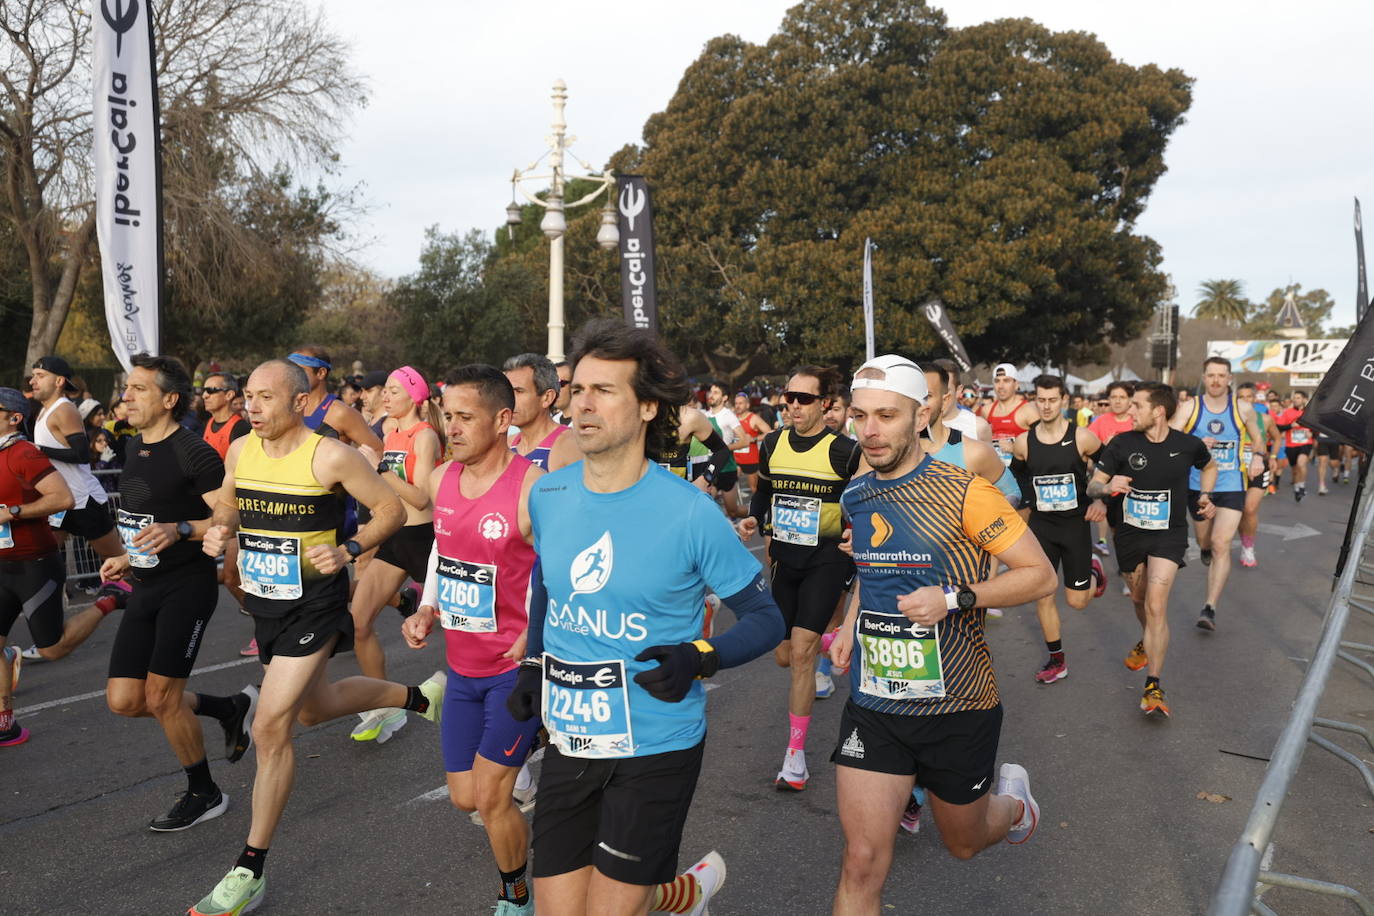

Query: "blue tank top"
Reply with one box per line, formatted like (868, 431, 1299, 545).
(926, 427, 1022, 506)
(1185, 393, 1244, 492)
(304, 393, 338, 433)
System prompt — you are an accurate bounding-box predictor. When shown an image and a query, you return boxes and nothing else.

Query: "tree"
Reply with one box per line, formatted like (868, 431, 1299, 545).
(1194, 279, 1249, 325)
(297, 263, 405, 374)
(0, 0, 363, 363)
(1244, 284, 1337, 339)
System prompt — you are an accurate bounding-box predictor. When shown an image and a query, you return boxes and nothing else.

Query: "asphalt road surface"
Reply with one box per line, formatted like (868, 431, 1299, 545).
(3, 480, 1372, 915)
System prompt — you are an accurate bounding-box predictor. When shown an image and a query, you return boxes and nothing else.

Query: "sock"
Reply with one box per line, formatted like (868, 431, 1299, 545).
(820, 630, 838, 653)
(0, 707, 13, 732)
(514, 763, 533, 792)
(195, 692, 236, 722)
(403, 685, 429, 714)
(236, 844, 269, 879)
(788, 713, 810, 752)
(185, 758, 216, 796)
(499, 863, 530, 905)
(817, 655, 832, 677)
(651, 873, 702, 914)
(1240, 534, 1255, 549)
(1145, 676, 1160, 691)
(1046, 639, 1062, 654)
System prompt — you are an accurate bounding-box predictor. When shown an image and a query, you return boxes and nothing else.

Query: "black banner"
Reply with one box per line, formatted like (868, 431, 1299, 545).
(1300, 302, 1374, 451)
(921, 299, 972, 373)
(616, 175, 658, 333)
(1357, 197, 1368, 322)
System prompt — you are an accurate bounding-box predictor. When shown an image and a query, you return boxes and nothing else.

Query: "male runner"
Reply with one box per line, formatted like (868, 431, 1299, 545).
(977, 362, 1037, 471)
(1273, 391, 1315, 501)
(1089, 382, 1216, 717)
(1235, 382, 1281, 567)
(830, 356, 1053, 913)
(1170, 357, 1266, 630)
(100, 356, 255, 830)
(358, 369, 391, 441)
(504, 353, 580, 471)
(1011, 375, 1106, 684)
(551, 360, 573, 426)
(705, 382, 747, 448)
(921, 362, 1019, 503)
(287, 346, 384, 452)
(201, 374, 249, 461)
(401, 365, 543, 914)
(189, 359, 445, 916)
(732, 392, 773, 493)
(740, 365, 862, 791)
(1088, 381, 1135, 557)
(505, 319, 783, 916)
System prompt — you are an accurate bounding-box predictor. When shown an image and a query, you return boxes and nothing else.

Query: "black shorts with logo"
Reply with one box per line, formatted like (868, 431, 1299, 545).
(532, 740, 704, 886)
(1247, 468, 1272, 490)
(1187, 489, 1245, 520)
(1028, 515, 1092, 590)
(831, 700, 1003, 806)
(0, 553, 65, 648)
(770, 558, 854, 635)
(108, 563, 218, 680)
(57, 498, 115, 540)
(253, 601, 354, 664)
(373, 522, 434, 582)
(1114, 525, 1189, 575)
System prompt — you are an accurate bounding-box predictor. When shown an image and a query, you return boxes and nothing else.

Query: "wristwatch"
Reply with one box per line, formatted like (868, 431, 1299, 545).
(7, 503, 20, 518)
(343, 539, 363, 561)
(176, 520, 193, 541)
(692, 639, 720, 678)
(943, 585, 979, 612)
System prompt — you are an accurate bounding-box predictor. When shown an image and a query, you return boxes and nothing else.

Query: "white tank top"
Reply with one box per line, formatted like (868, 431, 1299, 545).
(34, 400, 107, 509)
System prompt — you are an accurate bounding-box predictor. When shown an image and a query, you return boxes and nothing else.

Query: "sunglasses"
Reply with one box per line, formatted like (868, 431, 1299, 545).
(559, 379, 570, 388)
(783, 391, 821, 405)
(201, 386, 232, 395)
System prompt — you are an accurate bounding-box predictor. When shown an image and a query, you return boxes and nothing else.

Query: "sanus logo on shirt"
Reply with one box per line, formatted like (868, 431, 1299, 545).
(570, 531, 613, 596)
(548, 531, 648, 641)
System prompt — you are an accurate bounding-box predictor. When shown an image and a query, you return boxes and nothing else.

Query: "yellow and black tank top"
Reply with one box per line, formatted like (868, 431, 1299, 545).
(758, 427, 862, 567)
(235, 433, 347, 618)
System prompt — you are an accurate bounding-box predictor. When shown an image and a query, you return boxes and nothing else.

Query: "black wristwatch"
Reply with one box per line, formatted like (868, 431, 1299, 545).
(8, 503, 20, 518)
(692, 639, 721, 678)
(176, 520, 193, 541)
(343, 539, 363, 561)
(956, 586, 978, 612)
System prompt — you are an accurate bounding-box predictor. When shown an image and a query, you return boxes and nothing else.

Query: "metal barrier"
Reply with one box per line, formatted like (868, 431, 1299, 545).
(1207, 465, 1374, 915)
(60, 469, 122, 586)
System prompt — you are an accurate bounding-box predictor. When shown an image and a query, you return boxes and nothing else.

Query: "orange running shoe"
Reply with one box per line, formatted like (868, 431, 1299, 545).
(1140, 685, 1171, 717)
(1123, 641, 1148, 671)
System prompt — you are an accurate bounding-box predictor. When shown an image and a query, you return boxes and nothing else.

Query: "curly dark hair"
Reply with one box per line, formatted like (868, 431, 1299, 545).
(567, 319, 690, 457)
(130, 352, 194, 421)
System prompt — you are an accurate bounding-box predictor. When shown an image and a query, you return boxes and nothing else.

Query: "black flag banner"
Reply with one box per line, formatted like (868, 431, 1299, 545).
(921, 299, 972, 373)
(616, 175, 658, 333)
(1300, 303, 1374, 452)
(1357, 197, 1368, 322)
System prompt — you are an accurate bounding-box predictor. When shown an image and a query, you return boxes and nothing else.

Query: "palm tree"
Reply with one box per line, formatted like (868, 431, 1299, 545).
(1194, 279, 1249, 325)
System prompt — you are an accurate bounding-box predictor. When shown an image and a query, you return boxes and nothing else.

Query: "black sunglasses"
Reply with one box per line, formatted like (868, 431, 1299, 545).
(201, 386, 233, 395)
(783, 390, 821, 405)
(559, 379, 570, 388)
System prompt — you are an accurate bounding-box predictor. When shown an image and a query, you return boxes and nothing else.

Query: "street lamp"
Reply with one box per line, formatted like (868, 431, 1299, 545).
(505, 79, 619, 362)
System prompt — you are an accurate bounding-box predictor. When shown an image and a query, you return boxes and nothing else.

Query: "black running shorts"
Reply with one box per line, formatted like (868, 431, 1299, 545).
(831, 700, 1003, 806)
(1113, 525, 1189, 576)
(532, 740, 704, 886)
(1247, 468, 1272, 490)
(1187, 489, 1245, 520)
(108, 564, 218, 680)
(1286, 444, 1313, 463)
(770, 558, 854, 635)
(373, 522, 435, 583)
(1319, 441, 1342, 459)
(0, 553, 65, 648)
(57, 498, 115, 540)
(253, 601, 354, 664)
(1028, 516, 1092, 590)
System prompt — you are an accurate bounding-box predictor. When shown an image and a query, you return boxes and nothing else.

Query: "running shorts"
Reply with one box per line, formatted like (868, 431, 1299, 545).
(769, 558, 854, 634)
(1113, 526, 1189, 576)
(1028, 516, 1092, 590)
(831, 700, 1003, 806)
(1319, 441, 1342, 459)
(374, 522, 435, 583)
(1188, 490, 1245, 520)
(108, 564, 217, 680)
(56, 499, 115, 540)
(440, 667, 542, 773)
(712, 470, 739, 492)
(252, 601, 354, 664)
(737, 462, 759, 476)
(0, 553, 65, 648)
(1287, 444, 1312, 462)
(532, 740, 705, 886)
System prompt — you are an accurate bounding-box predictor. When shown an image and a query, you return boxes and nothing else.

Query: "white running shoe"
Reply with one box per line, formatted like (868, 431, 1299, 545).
(814, 671, 835, 698)
(997, 762, 1039, 845)
(683, 850, 727, 916)
(1240, 545, 1256, 568)
(350, 707, 407, 743)
(775, 748, 809, 791)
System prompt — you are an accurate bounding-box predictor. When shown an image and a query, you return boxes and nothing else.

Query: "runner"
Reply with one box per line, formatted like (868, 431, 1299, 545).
(1010, 375, 1107, 684)
(1273, 391, 1316, 501)
(732, 392, 774, 493)
(1087, 382, 1135, 558)
(551, 360, 573, 427)
(504, 353, 580, 471)
(921, 361, 1020, 504)
(504, 319, 783, 916)
(739, 365, 862, 791)
(357, 369, 391, 441)
(938, 360, 992, 443)
(349, 366, 445, 743)
(400, 364, 543, 915)
(200, 374, 249, 461)
(286, 347, 385, 452)
(977, 362, 1037, 472)
(1088, 382, 1217, 717)
(829, 355, 1054, 912)
(1170, 357, 1266, 631)
(189, 359, 445, 916)
(824, 387, 858, 439)
(99, 355, 255, 830)
(1235, 382, 1282, 568)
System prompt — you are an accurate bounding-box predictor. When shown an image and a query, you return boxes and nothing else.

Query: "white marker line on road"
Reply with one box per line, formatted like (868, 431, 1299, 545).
(21, 656, 258, 715)
(408, 785, 451, 804)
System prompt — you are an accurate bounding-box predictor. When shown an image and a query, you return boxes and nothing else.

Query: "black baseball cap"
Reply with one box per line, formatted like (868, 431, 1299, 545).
(361, 370, 389, 390)
(32, 355, 77, 389)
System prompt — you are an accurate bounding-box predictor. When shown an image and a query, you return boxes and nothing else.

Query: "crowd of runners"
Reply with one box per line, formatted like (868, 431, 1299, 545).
(0, 334, 1355, 916)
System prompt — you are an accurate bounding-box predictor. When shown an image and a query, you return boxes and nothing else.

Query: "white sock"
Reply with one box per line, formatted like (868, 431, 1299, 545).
(514, 763, 533, 792)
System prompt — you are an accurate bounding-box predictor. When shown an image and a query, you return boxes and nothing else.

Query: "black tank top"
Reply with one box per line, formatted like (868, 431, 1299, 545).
(1023, 421, 1088, 520)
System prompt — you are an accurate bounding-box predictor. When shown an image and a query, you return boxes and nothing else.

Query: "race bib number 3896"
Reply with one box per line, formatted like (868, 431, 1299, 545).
(542, 654, 634, 759)
(857, 610, 945, 700)
(237, 532, 303, 600)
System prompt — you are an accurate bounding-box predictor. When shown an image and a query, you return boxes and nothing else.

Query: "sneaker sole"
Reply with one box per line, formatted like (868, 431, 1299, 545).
(1196, 617, 1216, 631)
(1142, 704, 1172, 717)
(999, 764, 1038, 844)
(373, 714, 408, 745)
(1124, 658, 1148, 671)
(1034, 670, 1067, 684)
(149, 792, 229, 832)
(0, 726, 31, 747)
(190, 883, 265, 916)
(774, 777, 807, 792)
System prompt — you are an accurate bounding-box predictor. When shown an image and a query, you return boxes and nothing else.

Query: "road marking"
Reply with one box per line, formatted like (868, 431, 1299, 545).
(408, 785, 450, 804)
(1257, 522, 1320, 541)
(21, 656, 258, 716)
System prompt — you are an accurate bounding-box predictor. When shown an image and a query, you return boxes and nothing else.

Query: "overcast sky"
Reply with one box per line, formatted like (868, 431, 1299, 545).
(322, 0, 1372, 331)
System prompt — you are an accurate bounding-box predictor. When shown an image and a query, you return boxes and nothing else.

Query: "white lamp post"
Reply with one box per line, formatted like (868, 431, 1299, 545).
(505, 79, 619, 362)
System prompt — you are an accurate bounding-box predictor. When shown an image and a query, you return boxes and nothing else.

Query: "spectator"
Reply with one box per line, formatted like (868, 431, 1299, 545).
(89, 427, 121, 492)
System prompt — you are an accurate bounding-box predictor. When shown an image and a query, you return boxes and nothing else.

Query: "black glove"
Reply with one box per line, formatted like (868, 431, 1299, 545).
(633, 643, 704, 703)
(505, 664, 544, 721)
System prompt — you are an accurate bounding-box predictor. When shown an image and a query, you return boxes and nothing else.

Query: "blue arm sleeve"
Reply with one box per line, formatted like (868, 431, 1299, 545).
(710, 572, 785, 669)
(525, 558, 546, 657)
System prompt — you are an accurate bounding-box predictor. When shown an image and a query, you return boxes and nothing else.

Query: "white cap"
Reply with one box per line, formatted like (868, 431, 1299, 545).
(851, 355, 930, 404)
(993, 362, 1018, 379)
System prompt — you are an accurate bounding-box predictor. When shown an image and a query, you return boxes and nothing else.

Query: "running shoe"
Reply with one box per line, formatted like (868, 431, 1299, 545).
(418, 671, 447, 725)
(997, 763, 1039, 844)
(814, 670, 835, 699)
(4, 644, 21, 693)
(95, 579, 132, 611)
(223, 685, 257, 762)
(1199, 548, 1212, 567)
(1239, 545, 1256, 568)
(493, 899, 534, 915)
(19, 645, 42, 661)
(985, 607, 1004, 619)
(1343, 470, 1351, 484)
(1091, 555, 1107, 598)
(0, 720, 29, 747)
(1034, 658, 1067, 684)
(188, 866, 265, 916)
(1140, 685, 1171, 717)
(682, 850, 726, 916)
(1318, 486, 1328, 496)
(775, 748, 809, 792)
(396, 584, 418, 620)
(148, 788, 228, 832)
(350, 707, 407, 744)
(1120, 582, 1131, 596)
(899, 790, 924, 835)
(238, 638, 259, 658)
(1196, 605, 1216, 631)
(1294, 486, 1304, 503)
(1123, 641, 1148, 671)
(1093, 539, 1111, 557)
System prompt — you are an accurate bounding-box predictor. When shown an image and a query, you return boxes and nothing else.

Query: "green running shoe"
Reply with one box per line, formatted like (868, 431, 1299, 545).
(418, 671, 447, 725)
(350, 707, 407, 743)
(188, 866, 265, 915)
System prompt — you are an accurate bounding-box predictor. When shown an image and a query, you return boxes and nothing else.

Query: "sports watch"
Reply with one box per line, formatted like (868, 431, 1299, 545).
(176, 520, 194, 541)
(692, 639, 720, 678)
(343, 539, 363, 561)
(943, 585, 978, 612)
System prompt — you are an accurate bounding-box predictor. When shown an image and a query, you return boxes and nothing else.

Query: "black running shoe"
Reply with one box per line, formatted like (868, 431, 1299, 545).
(1196, 605, 1216, 631)
(1295, 487, 1304, 502)
(396, 584, 418, 620)
(1199, 549, 1212, 567)
(223, 685, 257, 763)
(148, 788, 229, 832)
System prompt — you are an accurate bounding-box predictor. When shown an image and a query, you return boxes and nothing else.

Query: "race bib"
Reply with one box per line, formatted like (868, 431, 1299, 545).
(1033, 473, 1078, 512)
(993, 439, 1014, 467)
(857, 610, 945, 700)
(48, 510, 66, 528)
(1291, 428, 1311, 445)
(237, 532, 303, 599)
(542, 654, 634, 758)
(0, 519, 12, 550)
(1210, 440, 1238, 471)
(772, 494, 821, 546)
(1124, 488, 1170, 531)
(436, 554, 497, 632)
(116, 509, 160, 570)
(382, 449, 408, 481)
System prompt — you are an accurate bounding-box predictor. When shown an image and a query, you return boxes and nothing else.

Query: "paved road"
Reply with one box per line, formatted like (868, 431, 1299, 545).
(3, 481, 1372, 915)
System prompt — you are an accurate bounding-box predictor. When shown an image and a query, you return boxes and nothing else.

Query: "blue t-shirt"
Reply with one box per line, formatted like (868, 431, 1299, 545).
(530, 462, 759, 758)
